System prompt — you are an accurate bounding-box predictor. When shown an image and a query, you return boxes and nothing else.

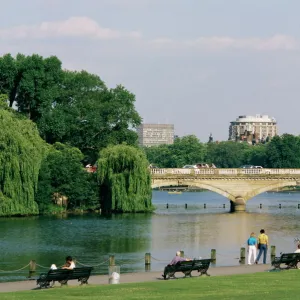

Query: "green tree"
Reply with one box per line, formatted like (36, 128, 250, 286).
(143, 135, 206, 168)
(97, 144, 152, 213)
(205, 141, 249, 168)
(0, 54, 16, 106)
(170, 135, 206, 167)
(266, 134, 300, 168)
(243, 144, 267, 166)
(143, 145, 172, 167)
(36, 143, 99, 212)
(38, 70, 105, 144)
(0, 109, 46, 216)
(143, 145, 171, 168)
(0, 53, 62, 121)
(39, 71, 141, 162)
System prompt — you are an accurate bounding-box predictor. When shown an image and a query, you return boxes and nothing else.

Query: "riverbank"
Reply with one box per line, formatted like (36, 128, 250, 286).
(0, 264, 271, 293)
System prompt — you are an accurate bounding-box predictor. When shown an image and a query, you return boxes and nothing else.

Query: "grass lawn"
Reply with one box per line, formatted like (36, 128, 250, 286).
(1, 270, 300, 300)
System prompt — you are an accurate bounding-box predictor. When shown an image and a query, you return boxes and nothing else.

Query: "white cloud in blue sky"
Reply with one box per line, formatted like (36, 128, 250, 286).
(1, 0, 300, 141)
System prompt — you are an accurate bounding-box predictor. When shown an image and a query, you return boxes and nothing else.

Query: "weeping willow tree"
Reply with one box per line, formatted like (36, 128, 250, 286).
(0, 109, 46, 216)
(97, 144, 153, 213)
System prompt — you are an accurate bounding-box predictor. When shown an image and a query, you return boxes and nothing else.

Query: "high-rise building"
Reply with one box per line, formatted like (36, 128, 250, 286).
(137, 124, 174, 147)
(229, 114, 277, 143)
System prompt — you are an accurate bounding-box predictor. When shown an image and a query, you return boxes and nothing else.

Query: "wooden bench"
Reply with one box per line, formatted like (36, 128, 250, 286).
(271, 253, 300, 270)
(36, 267, 93, 288)
(162, 259, 212, 280)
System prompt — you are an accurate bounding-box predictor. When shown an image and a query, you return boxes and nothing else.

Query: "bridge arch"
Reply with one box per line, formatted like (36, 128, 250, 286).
(152, 177, 299, 212)
(152, 180, 236, 202)
(248, 181, 297, 199)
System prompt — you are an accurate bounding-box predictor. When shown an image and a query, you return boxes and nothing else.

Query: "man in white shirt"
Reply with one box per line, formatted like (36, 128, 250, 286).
(62, 256, 76, 269)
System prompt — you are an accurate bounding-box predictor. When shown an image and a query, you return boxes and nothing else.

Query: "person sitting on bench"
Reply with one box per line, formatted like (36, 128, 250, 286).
(62, 256, 76, 270)
(169, 251, 191, 265)
(162, 251, 192, 278)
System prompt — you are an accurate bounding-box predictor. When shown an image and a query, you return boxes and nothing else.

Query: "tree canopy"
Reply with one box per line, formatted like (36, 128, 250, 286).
(145, 135, 206, 168)
(3, 52, 300, 217)
(205, 141, 249, 168)
(0, 53, 143, 216)
(0, 53, 62, 121)
(36, 143, 98, 213)
(265, 134, 300, 168)
(97, 144, 152, 213)
(144, 136, 300, 168)
(0, 109, 46, 216)
(0, 54, 142, 163)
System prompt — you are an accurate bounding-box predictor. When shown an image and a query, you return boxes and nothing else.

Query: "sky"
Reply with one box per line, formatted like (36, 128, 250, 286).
(1, 0, 300, 141)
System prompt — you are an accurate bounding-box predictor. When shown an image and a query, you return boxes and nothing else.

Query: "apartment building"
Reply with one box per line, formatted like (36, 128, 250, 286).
(229, 114, 277, 142)
(137, 124, 174, 147)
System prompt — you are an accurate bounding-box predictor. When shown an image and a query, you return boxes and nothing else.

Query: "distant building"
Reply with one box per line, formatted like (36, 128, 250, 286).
(137, 124, 174, 147)
(229, 114, 277, 143)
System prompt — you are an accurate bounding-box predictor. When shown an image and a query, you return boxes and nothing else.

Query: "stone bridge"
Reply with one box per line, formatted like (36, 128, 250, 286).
(150, 168, 300, 212)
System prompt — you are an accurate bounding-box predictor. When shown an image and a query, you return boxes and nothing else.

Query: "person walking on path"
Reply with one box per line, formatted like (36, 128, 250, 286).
(247, 232, 257, 265)
(255, 229, 269, 264)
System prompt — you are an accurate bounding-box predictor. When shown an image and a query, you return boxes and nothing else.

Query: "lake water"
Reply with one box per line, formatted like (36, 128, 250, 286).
(1, 190, 300, 282)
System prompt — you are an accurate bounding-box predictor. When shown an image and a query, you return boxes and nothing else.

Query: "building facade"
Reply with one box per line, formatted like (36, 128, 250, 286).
(137, 124, 174, 147)
(229, 114, 277, 143)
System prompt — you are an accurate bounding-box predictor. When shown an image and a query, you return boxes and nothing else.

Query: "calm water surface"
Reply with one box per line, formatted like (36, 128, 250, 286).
(1, 190, 300, 282)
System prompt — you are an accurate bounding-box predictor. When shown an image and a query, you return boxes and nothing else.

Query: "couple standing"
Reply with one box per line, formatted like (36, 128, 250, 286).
(247, 229, 269, 265)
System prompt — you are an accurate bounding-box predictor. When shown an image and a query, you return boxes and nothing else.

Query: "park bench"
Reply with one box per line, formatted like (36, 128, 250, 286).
(36, 267, 93, 288)
(271, 253, 300, 270)
(162, 259, 212, 280)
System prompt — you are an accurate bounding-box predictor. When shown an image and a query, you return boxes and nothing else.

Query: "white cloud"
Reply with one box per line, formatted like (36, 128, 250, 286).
(0, 16, 297, 53)
(0, 16, 142, 40)
(150, 35, 299, 51)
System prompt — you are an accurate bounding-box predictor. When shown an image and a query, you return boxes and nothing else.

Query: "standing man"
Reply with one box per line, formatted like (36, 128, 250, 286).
(255, 229, 269, 264)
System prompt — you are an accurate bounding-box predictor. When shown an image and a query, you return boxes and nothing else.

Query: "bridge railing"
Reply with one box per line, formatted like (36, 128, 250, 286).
(150, 168, 300, 176)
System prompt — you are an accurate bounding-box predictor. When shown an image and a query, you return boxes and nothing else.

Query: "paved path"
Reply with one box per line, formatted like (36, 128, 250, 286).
(0, 264, 272, 293)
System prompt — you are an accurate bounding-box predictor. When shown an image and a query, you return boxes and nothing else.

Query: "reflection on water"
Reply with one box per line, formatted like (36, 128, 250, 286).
(1, 190, 300, 282)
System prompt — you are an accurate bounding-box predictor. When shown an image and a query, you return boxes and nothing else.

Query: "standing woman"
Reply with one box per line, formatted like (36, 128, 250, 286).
(247, 232, 257, 265)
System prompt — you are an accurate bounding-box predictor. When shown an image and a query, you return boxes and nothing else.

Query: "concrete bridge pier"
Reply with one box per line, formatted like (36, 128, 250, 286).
(230, 197, 246, 213)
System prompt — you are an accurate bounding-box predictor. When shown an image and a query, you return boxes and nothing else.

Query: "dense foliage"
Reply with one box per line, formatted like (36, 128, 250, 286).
(0, 54, 141, 163)
(144, 134, 300, 168)
(97, 144, 152, 213)
(36, 143, 98, 213)
(0, 109, 46, 216)
(265, 134, 300, 168)
(1, 52, 300, 217)
(0, 53, 143, 216)
(144, 135, 206, 167)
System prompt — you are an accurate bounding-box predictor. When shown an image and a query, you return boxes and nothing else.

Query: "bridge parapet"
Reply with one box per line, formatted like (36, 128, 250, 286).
(151, 168, 300, 212)
(150, 168, 300, 176)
